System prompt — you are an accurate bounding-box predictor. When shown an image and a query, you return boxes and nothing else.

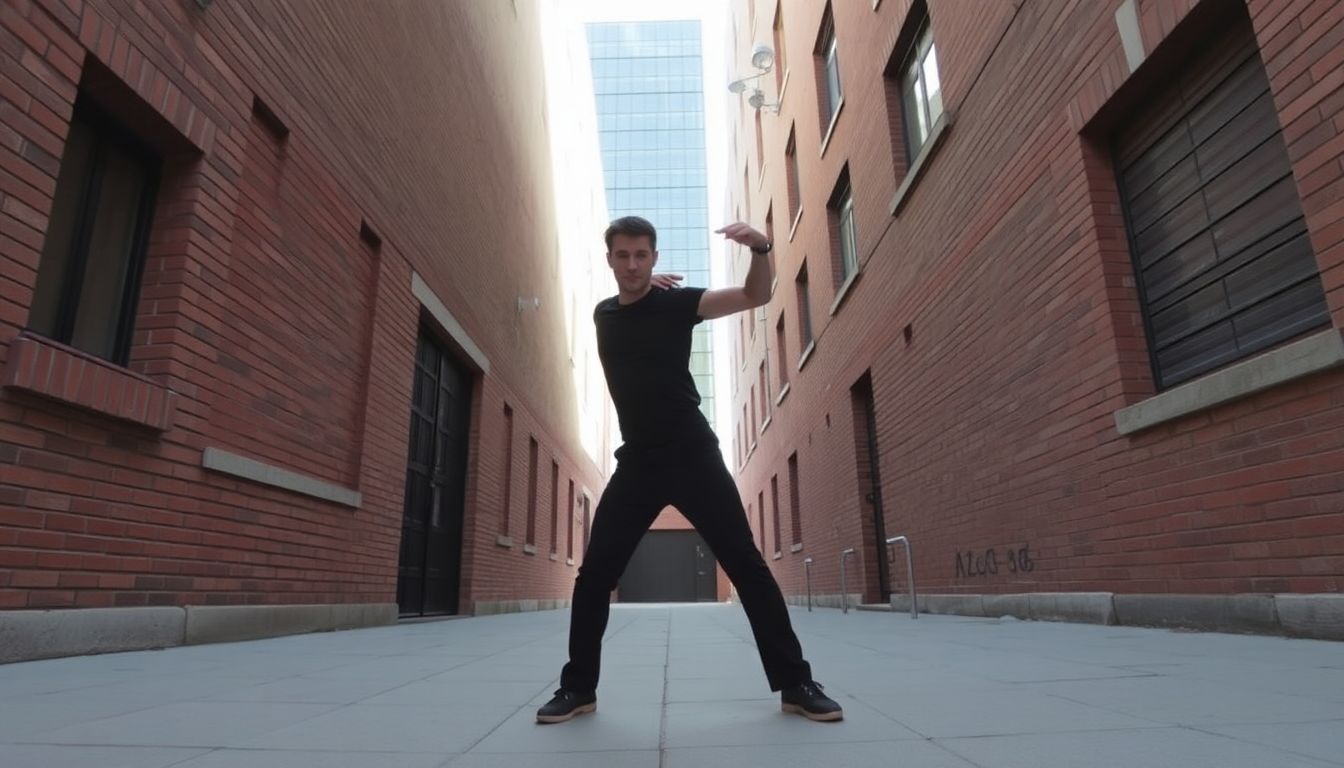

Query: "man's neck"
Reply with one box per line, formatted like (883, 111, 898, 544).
(617, 284, 654, 305)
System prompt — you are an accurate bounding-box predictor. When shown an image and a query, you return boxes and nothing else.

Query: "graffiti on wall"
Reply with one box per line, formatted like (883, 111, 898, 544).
(955, 544, 1034, 578)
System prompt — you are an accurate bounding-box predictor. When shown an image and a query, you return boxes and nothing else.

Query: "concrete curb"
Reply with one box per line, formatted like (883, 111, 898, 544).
(472, 599, 571, 616)
(184, 603, 397, 645)
(867, 592, 1344, 639)
(0, 602, 398, 664)
(785, 593, 863, 611)
(1113, 593, 1278, 634)
(1274, 594, 1344, 641)
(0, 607, 184, 664)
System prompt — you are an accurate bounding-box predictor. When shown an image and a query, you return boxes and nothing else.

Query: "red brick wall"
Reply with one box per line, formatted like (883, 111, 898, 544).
(0, 0, 602, 611)
(732, 0, 1344, 601)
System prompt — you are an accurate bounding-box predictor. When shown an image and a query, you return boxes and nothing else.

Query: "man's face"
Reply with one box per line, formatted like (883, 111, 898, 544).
(606, 233, 658, 294)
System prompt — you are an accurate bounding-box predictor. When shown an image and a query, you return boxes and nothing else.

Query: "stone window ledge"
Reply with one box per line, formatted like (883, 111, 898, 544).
(1115, 329, 1344, 436)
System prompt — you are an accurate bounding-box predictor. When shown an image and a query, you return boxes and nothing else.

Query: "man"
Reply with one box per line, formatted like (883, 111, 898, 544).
(536, 216, 843, 724)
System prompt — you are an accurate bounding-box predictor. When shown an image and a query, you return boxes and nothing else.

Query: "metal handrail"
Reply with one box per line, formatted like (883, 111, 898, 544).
(886, 535, 918, 619)
(803, 556, 814, 611)
(839, 548, 856, 613)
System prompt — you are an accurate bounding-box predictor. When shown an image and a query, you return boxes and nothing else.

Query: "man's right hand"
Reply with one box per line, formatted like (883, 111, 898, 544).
(650, 273, 684, 290)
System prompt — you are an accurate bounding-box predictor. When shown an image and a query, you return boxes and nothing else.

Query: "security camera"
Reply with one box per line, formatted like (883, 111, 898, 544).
(751, 44, 775, 71)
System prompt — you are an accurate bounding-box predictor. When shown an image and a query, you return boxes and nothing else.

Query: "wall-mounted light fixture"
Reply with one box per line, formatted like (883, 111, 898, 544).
(728, 44, 780, 114)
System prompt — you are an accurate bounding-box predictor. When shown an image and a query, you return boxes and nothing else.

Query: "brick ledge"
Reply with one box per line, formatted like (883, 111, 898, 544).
(2, 333, 177, 431)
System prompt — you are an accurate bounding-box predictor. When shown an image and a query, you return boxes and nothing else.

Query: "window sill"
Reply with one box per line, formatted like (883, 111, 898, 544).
(496, 535, 514, 549)
(889, 110, 954, 217)
(760, 415, 772, 434)
(798, 340, 817, 371)
(202, 448, 362, 508)
(829, 268, 861, 316)
(790, 542, 804, 553)
(523, 544, 538, 555)
(566, 557, 575, 566)
(779, 68, 792, 106)
(1114, 329, 1344, 436)
(549, 552, 559, 561)
(775, 381, 791, 406)
(773, 551, 783, 561)
(819, 98, 845, 157)
(788, 206, 804, 242)
(2, 333, 178, 432)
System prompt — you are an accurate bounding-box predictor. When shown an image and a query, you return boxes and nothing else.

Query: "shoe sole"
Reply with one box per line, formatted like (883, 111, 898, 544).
(782, 702, 844, 722)
(536, 702, 597, 724)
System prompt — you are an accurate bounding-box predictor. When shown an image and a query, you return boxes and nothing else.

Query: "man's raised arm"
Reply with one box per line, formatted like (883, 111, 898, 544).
(697, 222, 774, 321)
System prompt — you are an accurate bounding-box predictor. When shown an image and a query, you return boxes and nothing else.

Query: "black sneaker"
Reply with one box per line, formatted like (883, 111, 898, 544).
(536, 688, 597, 724)
(781, 680, 843, 721)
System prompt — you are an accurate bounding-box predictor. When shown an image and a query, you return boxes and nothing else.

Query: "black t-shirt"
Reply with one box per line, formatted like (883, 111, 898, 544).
(594, 286, 717, 459)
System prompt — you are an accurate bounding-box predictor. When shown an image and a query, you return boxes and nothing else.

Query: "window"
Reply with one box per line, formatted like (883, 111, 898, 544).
(566, 479, 575, 559)
(28, 101, 161, 364)
(788, 452, 802, 545)
(525, 437, 539, 547)
(815, 5, 843, 134)
(549, 461, 560, 554)
(772, 2, 788, 91)
(750, 385, 758, 437)
(770, 474, 782, 555)
(757, 491, 767, 551)
(900, 16, 943, 161)
(500, 405, 514, 536)
(785, 126, 801, 227)
(828, 167, 858, 288)
(796, 263, 814, 349)
(758, 361, 769, 424)
(754, 109, 764, 175)
(775, 314, 789, 390)
(1113, 17, 1329, 388)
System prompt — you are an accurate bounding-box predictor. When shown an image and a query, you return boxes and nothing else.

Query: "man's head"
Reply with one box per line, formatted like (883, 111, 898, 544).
(605, 216, 659, 296)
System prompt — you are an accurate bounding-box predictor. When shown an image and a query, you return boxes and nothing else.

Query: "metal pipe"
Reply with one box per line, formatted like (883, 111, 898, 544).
(840, 548, 856, 613)
(803, 556, 814, 611)
(886, 535, 918, 619)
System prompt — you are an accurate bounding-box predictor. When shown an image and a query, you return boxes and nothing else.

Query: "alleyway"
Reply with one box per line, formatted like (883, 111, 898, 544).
(2, 604, 1342, 767)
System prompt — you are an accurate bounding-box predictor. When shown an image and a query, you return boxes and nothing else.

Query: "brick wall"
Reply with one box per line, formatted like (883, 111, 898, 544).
(0, 0, 602, 612)
(731, 0, 1344, 601)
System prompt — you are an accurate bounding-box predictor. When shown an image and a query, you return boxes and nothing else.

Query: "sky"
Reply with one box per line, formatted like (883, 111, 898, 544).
(541, 0, 742, 458)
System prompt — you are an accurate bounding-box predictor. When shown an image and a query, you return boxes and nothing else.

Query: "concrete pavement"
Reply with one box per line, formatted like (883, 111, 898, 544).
(1, 603, 1343, 767)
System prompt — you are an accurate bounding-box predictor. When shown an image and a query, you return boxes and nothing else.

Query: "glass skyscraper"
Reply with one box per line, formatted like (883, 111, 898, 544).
(586, 20, 715, 424)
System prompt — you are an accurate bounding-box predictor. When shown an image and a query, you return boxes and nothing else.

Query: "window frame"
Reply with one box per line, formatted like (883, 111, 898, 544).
(900, 18, 943, 163)
(28, 98, 162, 366)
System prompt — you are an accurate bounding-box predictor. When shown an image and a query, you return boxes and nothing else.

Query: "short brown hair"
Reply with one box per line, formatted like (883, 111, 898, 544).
(604, 216, 657, 252)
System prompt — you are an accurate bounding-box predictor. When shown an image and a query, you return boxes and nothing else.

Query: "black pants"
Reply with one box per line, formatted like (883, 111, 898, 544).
(559, 447, 812, 694)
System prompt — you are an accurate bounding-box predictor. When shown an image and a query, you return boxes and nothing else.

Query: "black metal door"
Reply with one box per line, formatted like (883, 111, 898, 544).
(694, 543, 717, 602)
(397, 330, 472, 617)
(618, 530, 716, 602)
(853, 375, 891, 602)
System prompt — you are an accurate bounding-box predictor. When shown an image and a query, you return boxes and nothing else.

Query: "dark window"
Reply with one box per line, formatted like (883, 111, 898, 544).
(770, 474, 782, 555)
(500, 404, 514, 536)
(550, 460, 560, 554)
(1113, 17, 1329, 389)
(815, 5, 842, 131)
(28, 101, 160, 364)
(900, 17, 942, 162)
(758, 361, 769, 422)
(772, 2, 788, 92)
(525, 437, 539, 546)
(757, 490, 766, 551)
(796, 263, 814, 347)
(785, 126, 801, 225)
(828, 167, 858, 286)
(788, 452, 802, 545)
(775, 313, 789, 389)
